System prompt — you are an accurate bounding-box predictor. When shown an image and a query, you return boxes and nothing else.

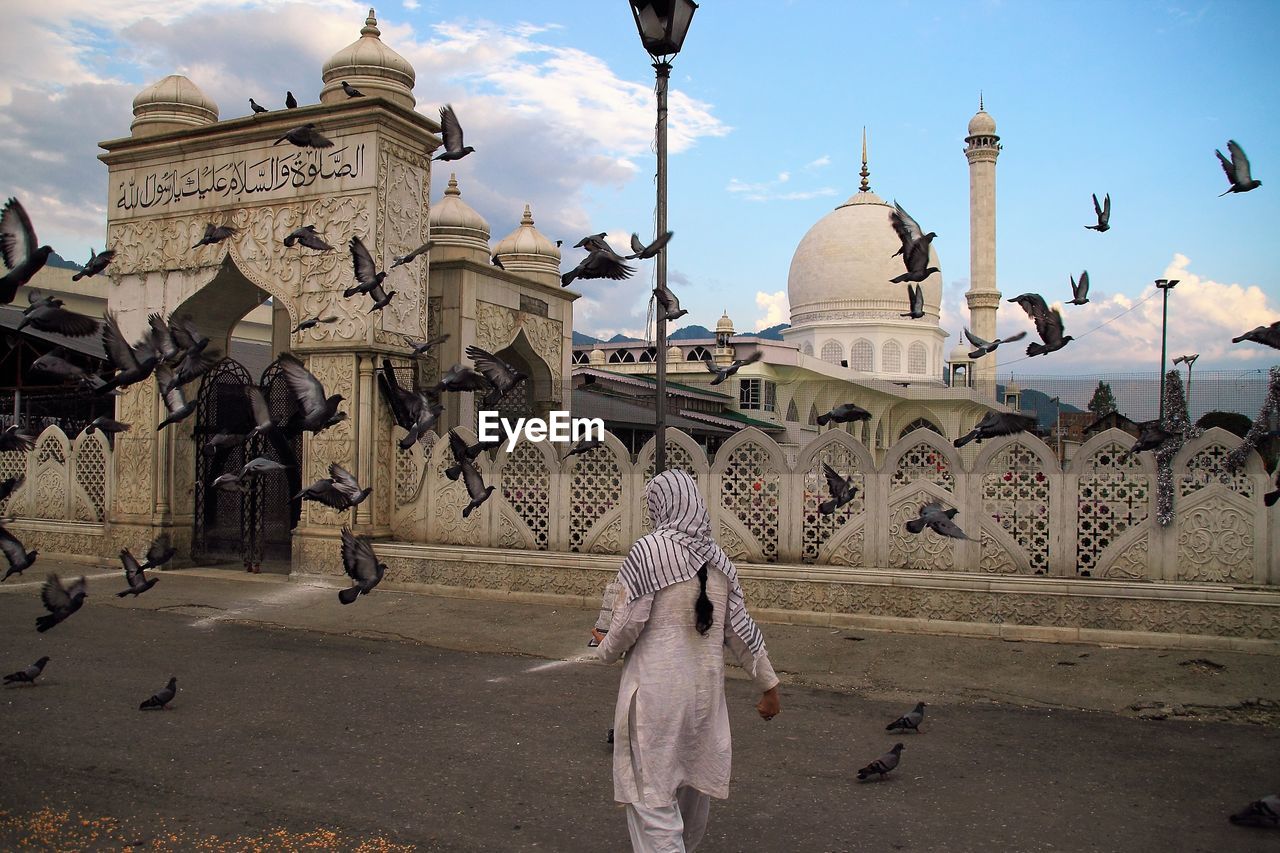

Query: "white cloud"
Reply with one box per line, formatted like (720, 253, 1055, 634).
(805, 155, 830, 169)
(726, 171, 833, 203)
(754, 290, 788, 329)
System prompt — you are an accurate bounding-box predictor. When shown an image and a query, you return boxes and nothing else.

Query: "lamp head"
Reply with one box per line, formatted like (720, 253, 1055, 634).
(629, 0, 698, 60)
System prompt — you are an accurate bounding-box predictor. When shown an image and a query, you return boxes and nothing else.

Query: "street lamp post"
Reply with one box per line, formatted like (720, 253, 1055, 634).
(1173, 353, 1199, 422)
(630, 0, 697, 475)
(1155, 278, 1179, 421)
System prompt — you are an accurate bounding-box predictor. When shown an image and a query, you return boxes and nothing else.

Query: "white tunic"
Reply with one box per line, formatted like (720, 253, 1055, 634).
(598, 569, 778, 807)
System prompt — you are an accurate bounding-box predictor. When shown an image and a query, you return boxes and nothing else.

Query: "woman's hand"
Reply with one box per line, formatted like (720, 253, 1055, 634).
(590, 628, 606, 645)
(757, 686, 780, 721)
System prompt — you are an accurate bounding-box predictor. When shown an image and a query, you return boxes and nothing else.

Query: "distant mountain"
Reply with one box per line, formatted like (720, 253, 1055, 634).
(1005, 386, 1084, 429)
(668, 324, 713, 340)
(607, 333, 641, 344)
(45, 251, 80, 271)
(572, 331, 602, 346)
(754, 323, 789, 340)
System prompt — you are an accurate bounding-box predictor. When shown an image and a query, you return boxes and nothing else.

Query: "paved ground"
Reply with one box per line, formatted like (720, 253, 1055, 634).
(0, 563, 1278, 851)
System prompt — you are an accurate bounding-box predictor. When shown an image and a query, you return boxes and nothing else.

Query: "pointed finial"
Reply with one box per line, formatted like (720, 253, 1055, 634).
(859, 126, 871, 193)
(445, 173, 460, 196)
(521, 204, 534, 226)
(361, 8, 380, 38)
(979, 90, 984, 112)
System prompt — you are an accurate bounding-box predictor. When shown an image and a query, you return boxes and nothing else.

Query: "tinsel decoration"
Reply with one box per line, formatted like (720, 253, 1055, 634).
(1154, 370, 1201, 527)
(1224, 365, 1280, 472)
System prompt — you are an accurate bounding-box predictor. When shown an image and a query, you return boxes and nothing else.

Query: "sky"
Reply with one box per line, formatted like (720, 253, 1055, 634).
(0, 0, 1278, 376)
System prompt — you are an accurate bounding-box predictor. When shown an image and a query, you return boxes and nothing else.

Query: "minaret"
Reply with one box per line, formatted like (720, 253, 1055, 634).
(964, 95, 1001, 398)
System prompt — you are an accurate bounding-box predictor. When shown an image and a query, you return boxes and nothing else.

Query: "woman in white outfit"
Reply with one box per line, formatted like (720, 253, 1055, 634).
(594, 469, 781, 853)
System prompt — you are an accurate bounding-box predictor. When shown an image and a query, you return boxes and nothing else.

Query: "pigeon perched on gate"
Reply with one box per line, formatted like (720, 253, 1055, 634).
(856, 743, 904, 781)
(886, 701, 926, 733)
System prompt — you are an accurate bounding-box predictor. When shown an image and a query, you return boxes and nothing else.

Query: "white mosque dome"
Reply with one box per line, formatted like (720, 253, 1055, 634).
(131, 75, 218, 137)
(428, 174, 490, 255)
(321, 9, 416, 109)
(967, 109, 997, 137)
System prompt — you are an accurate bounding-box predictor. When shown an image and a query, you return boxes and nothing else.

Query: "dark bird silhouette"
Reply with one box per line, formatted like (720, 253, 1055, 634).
(274, 123, 333, 149)
(72, 248, 115, 281)
(1217, 140, 1261, 196)
(390, 240, 434, 268)
(285, 91, 298, 109)
(1117, 421, 1177, 463)
(1085, 193, 1110, 232)
(341, 81, 365, 98)
(115, 548, 157, 597)
(466, 345, 528, 406)
(141, 534, 177, 570)
(1230, 795, 1280, 827)
(139, 677, 177, 710)
(574, 233, 611, 252)
(458, 452, 495, 519)
(562, 438, 604, 460)
(398, 393, 444, 451)
(192, 223, 237, 249)
(964, 327, 1027, 358)
(704, 351, 763, 386)
(297, 463, 371, 511)
(818, 464, 858, 515)
(293, 315, 339, 334)
(626, 230, 674, 260)
(408, 334, 450, 356)
(155, 364, 196, 429)
(148, 314, 217, 387)
(31, 349, 97, 388)
(491, 255, 505, 270)
(278, 353, 347, 434)
(36, 573, 86, 632)
(900, 282, 925, 318)
(1008, 293, 1074, 357)
(953, 411, 1038, 447)
(444, 428, 507, 480)
(99, 311, 161, 393)
(905, 502, 969, 539)
(857, 743, 904, 781)
(83, 416, 130, 449)
(816, 403, 871, 426)
(434, 363, 492, 396)
(249, 98, 268, 114)
(3, 656, 49, 686)
(561, 248, 634, 288)
(202, 432, 246, 457)
(434, 104, 474, 161)
(889, 202, 938, 283)
(0, 197, 53, 304)
(1266, 468, 1279, 508)
(1232, 321, 1280, 350)
(886, 701, 926, 733)
(212, 456, 289, 492)
(339, 527, 385, 604)
(0, 526, 37, 582)
(378, 361, 443, 452)
(344, 236, 395, 311)
(654, 286, 687, 321)
(1067, 270, 1090, 305)
(0, 424, 35, 453)
(283, 225, 333, 251)
(0, 474, 23, 508)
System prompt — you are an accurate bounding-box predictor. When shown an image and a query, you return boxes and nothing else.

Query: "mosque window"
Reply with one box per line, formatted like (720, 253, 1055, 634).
(572, 350, 590, 365)
(801, 342, 814, 356)
(638, 347, 657, 363)
(900, 418, 941, 439)
(739, 379, 776, 412)
(686, 346, 711, 361)
(908, 342, 927, 375)
(608, 350, 636, 363)
(882, 340, 902, 373)
(808, 403, 820, 426)
(786, 399, 798, 422)
(850, 339, 873, 372)
(820, 340, 843, 365)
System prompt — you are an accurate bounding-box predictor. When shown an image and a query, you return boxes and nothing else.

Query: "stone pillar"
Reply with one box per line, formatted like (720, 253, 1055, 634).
(964, 103, 1002, 399)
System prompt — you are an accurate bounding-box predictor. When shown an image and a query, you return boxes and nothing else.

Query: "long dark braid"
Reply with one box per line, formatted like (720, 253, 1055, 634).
(694, 564, 714, 635)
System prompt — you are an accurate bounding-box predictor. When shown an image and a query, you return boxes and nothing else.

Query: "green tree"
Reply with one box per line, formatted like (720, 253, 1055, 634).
(1087, 381, 1117, 417)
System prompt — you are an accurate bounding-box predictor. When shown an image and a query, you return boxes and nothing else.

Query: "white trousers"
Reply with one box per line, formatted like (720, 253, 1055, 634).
(625, 785, 711, 853)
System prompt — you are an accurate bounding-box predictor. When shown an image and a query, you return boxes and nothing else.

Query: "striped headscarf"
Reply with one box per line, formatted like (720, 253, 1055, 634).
(617, 469, 765, 657)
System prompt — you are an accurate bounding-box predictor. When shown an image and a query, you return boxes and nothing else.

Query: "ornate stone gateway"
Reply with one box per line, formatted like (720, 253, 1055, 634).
(192, 358, 253, 565)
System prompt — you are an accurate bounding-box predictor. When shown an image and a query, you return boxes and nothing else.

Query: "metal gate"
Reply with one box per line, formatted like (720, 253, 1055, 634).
(250, 358, 302, 566)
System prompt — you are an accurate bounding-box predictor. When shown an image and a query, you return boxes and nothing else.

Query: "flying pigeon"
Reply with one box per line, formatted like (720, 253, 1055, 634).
(31, 350, 99, 389)
(152, 314, 218, 386)
(297, 463, 372, 511)
(444, 428, 508, 480)
(282, 225, 333, 251)
(274, 123, 333, 149)
(339, 527, 385, 604)
(293, 315, 339, 334)
(0, 474, 23, 508)
(155, 364, 196, 430)
(1085, 193, 1110, 232)
(192, 224, 237, 249)
(626, 230, 674, 260)
(816, 403, 872, 426)
(390, 240, 434, 268)
(249, 98, 268, 114)
(0, 197, 54, 304)
(71, 248, 115, 281)
(212, 456, 289, 492)
(856, 743, 904, 781)
(886, 701, 926, 733)
(561, 248, 635, 288)
(574, 233, 612, 252)
(0, 526, 37, 582)
(433, 105, 474, 161)
(340, 81, 365, 98)
(466, 345, 528, 406)
(900, 282, 925, 318)
(1117, 421, 1177, 463)
(83, 416, 130, 449)
(1216, 140, 1261, 196)
(36, 573, 87, 632)
(704, 351, 763, 386)
(139, 677, 177, 710)
(377, 359, 439, 447)
(1067, 271, 1090, 305)
(888, 202, 938, 283)
(344, 236, 395, 311)
(115, 548, 157, 598)
(817, 464, 857, 515)
(398, 394, 444, 451)
(141, 534, 177, 569)
(408, 334, 450, 356)
(285, 91, 298, 109)
(1008, 293, 1073, 357)
(278, 353, 347, 434)
(246, 380, 284, 439)
(1232, 321, 1280, 350)
(458, 452, 495, 519)
(0, 424, 36, 453)
(434, 363, 492, 396)
(654, 285, 688, 321)
(953, 411, 1038, 447)
(3, 656, 49, 686)
(202, 432, 246, 457)
(562, 438, 604, 460)
(964, 327, 1026, 359)
(1229, 795, 1280, 827)
(905, 502, 969, 540)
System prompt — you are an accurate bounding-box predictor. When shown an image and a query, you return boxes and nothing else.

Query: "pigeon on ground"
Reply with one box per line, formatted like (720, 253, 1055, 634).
(83, 416, 130, 449)
(816, 403, 872, 426)
(1229, 795, 1280, 827)
(444, 428, 508, 480)
(71, 248, 115, 281)
(562, 438, 604, 460)
(434, 363, 492, 396)
(141, 534, 177, 569)
(340, 81, 365, 98)
(857, 743, 904, 781)
(964, 327, 1027, 359)
(626, 230, 674, 260)
(1067, 271, 1090, 305)
(390, 240, 434, 268)
(139, 677, 177, 710)
(1232, 321, 1280, 350)
(408, 334, 450, 356)
(115, 548, 157, 598)
(1008, 293, 1074, 357)
(293, 315, 339, 334)
(274, 123, 333, 149)
(886, 701, 926, 732)
(953, 411, 1038, 447)
(282, 225, 333, 251)
(0, 526, 37, 581)
(0, 197, 54, 304)
(202, 432, 247, 457)
(817, 464, 857, 515)
(192, 224, 237, 249)
(1117, 421, 1177, 463)
(561, 248, 634, 288)
(0, 474, 23, 508)
(18, 294, 98, 337)
(433, 105, 474, 161)
(285, 91, 298, 109)
(704, 351, 763, 386)
(905, 502, 969, 539)
(249, 98, 268, 114)
(1085, 193, 1110, 232)
(0, 424, 36, 453)
(3, 656, 49, 686)
(1217, 140, 1261, 196)
(36, 574, 86, 632)
(467, 345, 528, 406)
(654, 285, 688, 321)
(296, 463, 371, 511)
(339, 527, 385, 604)
(155, 364, 196, 429)
(900, 282, 925, 319)
(344, 236, 395, 311)
(278, 353, 347, 434)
